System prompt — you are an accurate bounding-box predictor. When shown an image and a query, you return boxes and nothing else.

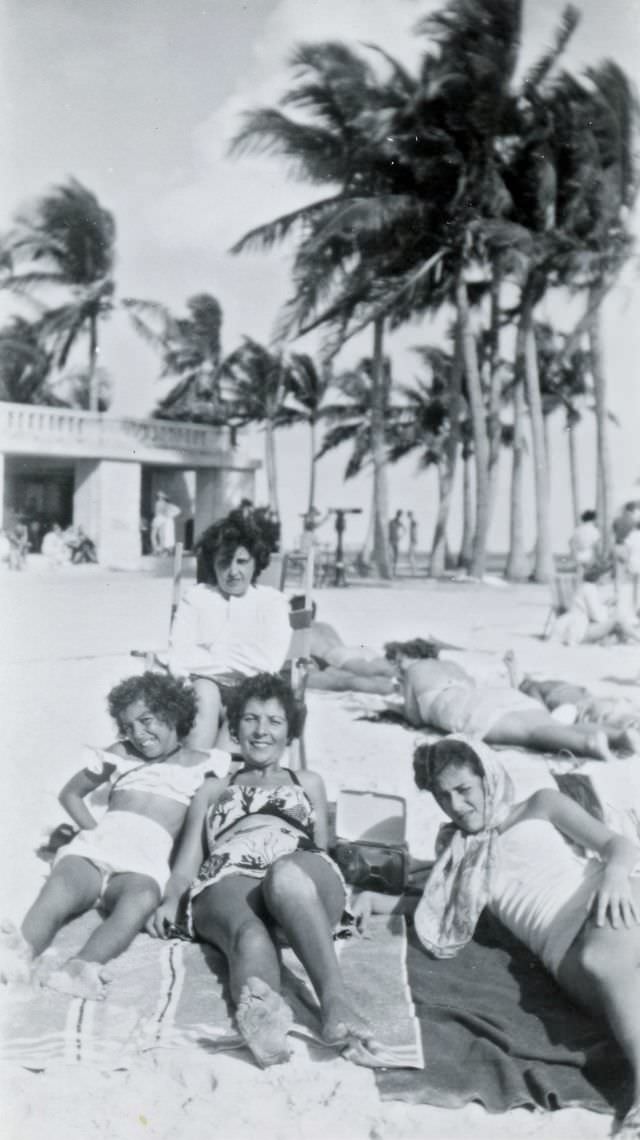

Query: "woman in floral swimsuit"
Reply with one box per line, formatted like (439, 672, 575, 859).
(149, 672, 372, 1067)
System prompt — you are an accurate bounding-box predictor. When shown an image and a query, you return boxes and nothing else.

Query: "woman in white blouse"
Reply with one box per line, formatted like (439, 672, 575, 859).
(169, 512, 291, 750)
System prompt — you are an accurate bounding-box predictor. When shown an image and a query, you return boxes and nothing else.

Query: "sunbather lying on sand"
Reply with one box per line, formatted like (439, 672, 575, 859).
(353, 735, 640, 1140)
(390, 640, 618, 761)
(0, 673, 229, 999)
(504, 650, 640, 754)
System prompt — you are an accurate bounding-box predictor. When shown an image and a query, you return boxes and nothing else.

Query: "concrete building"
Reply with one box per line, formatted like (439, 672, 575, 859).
(0, 402, 259, 567)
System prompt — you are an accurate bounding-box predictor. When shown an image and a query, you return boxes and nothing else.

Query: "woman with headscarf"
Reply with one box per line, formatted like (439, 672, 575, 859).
(353, 734, 640, 1138)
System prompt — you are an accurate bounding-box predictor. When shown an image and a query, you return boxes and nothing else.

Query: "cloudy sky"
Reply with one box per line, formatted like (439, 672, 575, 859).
(2, 0, 639, 550)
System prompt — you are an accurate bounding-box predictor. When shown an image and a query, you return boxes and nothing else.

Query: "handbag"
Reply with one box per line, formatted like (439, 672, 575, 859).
(331, 789, 409, 895)
(333, 839, 408, 893)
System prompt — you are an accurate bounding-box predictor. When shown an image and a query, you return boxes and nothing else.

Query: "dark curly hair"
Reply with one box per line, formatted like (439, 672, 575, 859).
(195, 511, 276, 585)
(413, 737, 483, 792)
(107, 673, 197, 740)
(384, 638, 440, 662)
(225, 673, 302, 743)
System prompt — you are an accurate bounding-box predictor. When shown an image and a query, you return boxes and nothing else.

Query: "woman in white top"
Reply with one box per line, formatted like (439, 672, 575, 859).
(354, 735, 640, 1139)
(169, 511, 291, 750)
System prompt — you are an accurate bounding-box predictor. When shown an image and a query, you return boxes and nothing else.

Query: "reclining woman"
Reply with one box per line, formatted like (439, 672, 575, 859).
(169, 511, 291, 750)
(390, 639, 615, 761)
(148, 672, 372, 1067)
(354, 735, 640, 1139)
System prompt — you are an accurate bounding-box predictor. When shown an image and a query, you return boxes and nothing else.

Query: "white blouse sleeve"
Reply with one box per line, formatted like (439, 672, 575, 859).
(168, 587, 216, 674)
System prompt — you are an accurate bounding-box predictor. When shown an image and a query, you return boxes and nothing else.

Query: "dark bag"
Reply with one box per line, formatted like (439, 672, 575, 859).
(333, 840, 409, 894)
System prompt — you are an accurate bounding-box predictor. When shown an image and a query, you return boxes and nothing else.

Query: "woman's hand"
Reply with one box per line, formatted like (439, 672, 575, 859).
(593, 866, 640, 929)
(146, 896, 181, 939)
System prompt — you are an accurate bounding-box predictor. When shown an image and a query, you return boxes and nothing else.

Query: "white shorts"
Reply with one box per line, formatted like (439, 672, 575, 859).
(56, 811, 173, 895)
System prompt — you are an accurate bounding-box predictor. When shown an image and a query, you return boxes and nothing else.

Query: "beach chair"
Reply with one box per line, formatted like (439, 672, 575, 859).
(542, 569, 579, 640)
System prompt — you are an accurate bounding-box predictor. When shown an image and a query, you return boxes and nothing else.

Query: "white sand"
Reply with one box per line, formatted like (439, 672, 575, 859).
(1, 565, 638, 1139)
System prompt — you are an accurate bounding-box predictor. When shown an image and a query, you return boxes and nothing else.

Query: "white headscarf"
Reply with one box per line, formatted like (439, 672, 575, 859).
(414, 735, 514, 959)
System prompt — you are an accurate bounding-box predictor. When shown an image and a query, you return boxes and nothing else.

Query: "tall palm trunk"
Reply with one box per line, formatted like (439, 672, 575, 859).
(88, 312, 99, 413)
(505, 360, 529, 580)
(431, 451, 458, 577)
(458, 447, 474, 569)
(307, 418, 317, 513)
(589, 285, 613, 557)
(370, 316, 392, 579)
(486, 264, 503, 523)
(567, 412, 580, 526)
(432, 324, 463, 577)
(520, 279, 553, 582)
(455, 274, 490, 578)
(264, 416, 280, 516)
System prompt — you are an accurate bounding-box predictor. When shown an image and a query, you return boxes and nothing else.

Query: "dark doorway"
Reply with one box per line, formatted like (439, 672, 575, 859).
(5, 458, 74, 552)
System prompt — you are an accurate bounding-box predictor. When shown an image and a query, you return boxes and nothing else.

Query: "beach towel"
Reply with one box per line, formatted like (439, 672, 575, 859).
(376, 911, 630, 1116)
(0, 913, 422, 1072)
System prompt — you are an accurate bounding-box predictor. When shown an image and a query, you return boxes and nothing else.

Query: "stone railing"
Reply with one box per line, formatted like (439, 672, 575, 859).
(0, 402, 235, 461)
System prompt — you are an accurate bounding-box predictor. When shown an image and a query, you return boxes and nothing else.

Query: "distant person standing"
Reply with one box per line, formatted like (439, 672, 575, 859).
(569, 509, 600, 571)
(388, 510, 404, 576)
(151, 491, 180, 556)
(613, 500, 640, 598)
(406, 510, 418, 575)
(300, 506, 329, 553)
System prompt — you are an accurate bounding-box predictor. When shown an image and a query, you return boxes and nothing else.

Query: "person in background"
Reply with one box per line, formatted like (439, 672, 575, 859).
(41, 523, 68, 569)
(406, 510, 418, 575)
(623, 520, 640, 615)
(388, 510, 404, 577)
(8, 516, 30, 570)
(554, 561, 640, 647)
(151, 491, 180, 556)
(569, 509, 601, 572)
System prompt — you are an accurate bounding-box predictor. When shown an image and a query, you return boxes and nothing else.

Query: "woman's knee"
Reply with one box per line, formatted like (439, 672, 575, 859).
(263, 857, 318, 913)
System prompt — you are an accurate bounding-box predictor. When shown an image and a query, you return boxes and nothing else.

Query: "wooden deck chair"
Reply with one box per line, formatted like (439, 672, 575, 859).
(542, 568, 580, 639)
(131, 543, 184, 669)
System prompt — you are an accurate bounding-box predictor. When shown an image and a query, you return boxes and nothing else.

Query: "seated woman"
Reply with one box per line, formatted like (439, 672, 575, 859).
(392, 640, 614, 760)
(148, 672, 372, 1067)
(354, 734, 640, 1139)
(169, 512, 291, 750)
(555, 561, 640, 647)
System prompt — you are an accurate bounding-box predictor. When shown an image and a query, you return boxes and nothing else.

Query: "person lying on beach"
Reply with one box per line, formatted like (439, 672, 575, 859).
(0, 673, 229, 999)
(390, 639, 616, 760)
(285, 596, 398, 694)
(353, 735, 640, 1140)
(168, 512, 291, 751)
(503, 650, 640, 755)
(148, 672, 373, 1068)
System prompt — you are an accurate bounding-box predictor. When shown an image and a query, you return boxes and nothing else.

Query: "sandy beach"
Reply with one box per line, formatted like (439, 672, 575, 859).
(1, 564, 638, 1140)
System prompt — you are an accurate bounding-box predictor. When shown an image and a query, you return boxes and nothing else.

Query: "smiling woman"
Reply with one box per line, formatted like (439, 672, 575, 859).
(148, 672, 374, 1067)
(167, 511, 291, 750)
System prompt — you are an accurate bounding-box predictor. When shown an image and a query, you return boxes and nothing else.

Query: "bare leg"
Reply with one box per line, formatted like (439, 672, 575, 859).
(486, 710, 612, 761)
(306, 667, 395, 695)
(46, 871, 160, 1000)
(262, 852, 372, 1046)
(21, 855, 102, 957)
(187, 678, 223, 751)
(556, 880, 640, 1132)
(192, 875, 291, 1066)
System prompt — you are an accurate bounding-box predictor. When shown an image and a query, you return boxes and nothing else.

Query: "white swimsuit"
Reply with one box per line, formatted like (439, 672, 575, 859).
(489, 819, 620, 977)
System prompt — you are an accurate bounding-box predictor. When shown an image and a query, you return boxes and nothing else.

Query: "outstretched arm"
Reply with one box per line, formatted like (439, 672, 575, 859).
(351, 890, 418, 935)
(298, 770, 330, 850)
(147, 778, 222, 937)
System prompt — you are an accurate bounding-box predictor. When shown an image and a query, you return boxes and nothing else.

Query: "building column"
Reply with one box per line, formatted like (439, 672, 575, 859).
(0, 452, 4, 529)
(194, 466, 256, 540)
(74, 458, 142, 568)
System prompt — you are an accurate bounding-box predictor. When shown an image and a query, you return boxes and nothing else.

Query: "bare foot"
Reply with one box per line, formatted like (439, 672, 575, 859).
(585, 729, 613, 762)
(615, 728, 640, 756)
(321, 992, 373, 1047)
(0, 920, 33, 984)
(235, 976, 293, 1068)
(618, 1102, 640, 1138)
(45, 958, 110, 1000)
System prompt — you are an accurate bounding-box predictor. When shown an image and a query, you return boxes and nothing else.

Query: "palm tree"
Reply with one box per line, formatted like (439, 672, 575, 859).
(124, 293, 226, 423)
(221, 337, 292, 514)
(281, 352, 332, 513)
(0, 179, 116, 412)
(0, 316, 60, 405)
